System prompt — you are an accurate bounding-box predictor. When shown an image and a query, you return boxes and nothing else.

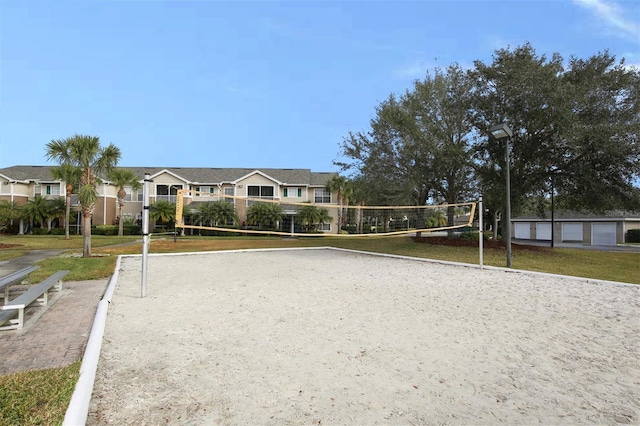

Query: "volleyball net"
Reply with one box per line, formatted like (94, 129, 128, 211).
(175, 189, 477, 238)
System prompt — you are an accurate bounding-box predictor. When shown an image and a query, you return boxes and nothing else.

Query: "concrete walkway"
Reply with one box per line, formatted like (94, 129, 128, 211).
(0, 249, 64, 276)
(0, 250, 109, 376)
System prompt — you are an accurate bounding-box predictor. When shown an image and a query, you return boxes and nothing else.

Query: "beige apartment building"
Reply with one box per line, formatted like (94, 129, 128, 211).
(0, 166, 340, 233)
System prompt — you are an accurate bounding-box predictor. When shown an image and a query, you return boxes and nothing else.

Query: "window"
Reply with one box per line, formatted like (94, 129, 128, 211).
(156, 184, 182, 203)
(34, 184, 60, 197)
(224, 187, 235, 205)
(318, 223, 331, 232)
(247, 186, 274, 199)
(124, 186, 133, 202)
(284, 187, 302, 198)
(314, 189, 331, 203)
(48, 184, 60, 195)
(195, 186, 216, 197)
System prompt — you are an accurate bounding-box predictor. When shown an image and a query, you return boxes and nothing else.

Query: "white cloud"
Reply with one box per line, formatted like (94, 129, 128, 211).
(573, 0, 640, 41)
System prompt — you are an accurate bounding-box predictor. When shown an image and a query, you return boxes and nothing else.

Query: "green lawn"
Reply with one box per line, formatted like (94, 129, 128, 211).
(0, 362, 80, 426)
(2, 234, 639, 284)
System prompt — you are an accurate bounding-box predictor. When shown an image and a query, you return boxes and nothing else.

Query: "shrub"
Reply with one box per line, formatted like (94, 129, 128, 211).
(49, 228, 66, 235)
(88, 225, 140, 236)
(343, 224, 358, 234)
(459, 231, 479, 240)
(93, 225, 119, 236)
(123, 225, 141, 235)
(1, 223, 20, 235)
(30, 228, 49, 235)
(626, 229, 640, 243)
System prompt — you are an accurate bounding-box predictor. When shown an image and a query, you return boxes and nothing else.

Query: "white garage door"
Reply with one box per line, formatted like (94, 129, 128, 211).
(592, 223, 617, 246)
(514, 223, 530, 239)
(562, 223, 583, 242)
(535, 223, 551, 240)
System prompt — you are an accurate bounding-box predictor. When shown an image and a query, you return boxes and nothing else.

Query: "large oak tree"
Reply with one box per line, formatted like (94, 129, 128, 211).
(338, 43, 640, 238)
(337, 63, 476, 221)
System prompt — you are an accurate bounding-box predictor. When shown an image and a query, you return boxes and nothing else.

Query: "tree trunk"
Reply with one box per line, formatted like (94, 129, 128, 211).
(446, 205, 455, 238)
(65, 183, 72, 240)
(336, 194, 342, 233)
(343, 196, 350, 229)
(118, 201, 125, 236)
(82, 208, 92, 258)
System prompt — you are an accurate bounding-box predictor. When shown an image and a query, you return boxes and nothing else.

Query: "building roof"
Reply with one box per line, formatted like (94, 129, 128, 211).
(0, 165, 338, 187)
(0, 165, 59, 182)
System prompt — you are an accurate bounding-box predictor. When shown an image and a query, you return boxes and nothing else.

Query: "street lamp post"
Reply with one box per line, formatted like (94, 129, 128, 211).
(551, 174, 555, 248)
(489, 123, 514, 268)
(550, 165, 557, 248)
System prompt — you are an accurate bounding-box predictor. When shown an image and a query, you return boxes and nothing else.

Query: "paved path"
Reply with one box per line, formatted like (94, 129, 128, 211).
(0, 250, 64, 276)
(0, 250, 109, 376)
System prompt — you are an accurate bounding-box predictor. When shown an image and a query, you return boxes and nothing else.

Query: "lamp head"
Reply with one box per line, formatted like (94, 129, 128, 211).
(489, 123, 513, 139)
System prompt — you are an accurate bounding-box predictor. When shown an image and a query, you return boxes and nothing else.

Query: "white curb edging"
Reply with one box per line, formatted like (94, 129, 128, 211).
(63, 255, 124, 426)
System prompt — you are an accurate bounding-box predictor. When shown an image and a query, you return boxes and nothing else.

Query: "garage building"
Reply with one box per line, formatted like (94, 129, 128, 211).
(511, 212, 640, 246)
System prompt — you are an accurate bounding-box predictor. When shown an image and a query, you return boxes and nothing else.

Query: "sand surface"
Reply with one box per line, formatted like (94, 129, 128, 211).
(88, 248, 639, 425)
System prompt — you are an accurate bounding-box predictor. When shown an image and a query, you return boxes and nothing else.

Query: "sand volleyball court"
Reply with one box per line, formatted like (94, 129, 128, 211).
(87, 248, 639, 425)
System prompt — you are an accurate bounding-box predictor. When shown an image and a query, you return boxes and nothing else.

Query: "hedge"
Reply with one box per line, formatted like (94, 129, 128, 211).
(626, 229, 640, 243)
(92, 225, 141, 235)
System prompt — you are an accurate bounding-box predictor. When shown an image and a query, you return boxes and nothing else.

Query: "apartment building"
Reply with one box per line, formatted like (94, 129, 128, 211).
(0, 166, 339, 233)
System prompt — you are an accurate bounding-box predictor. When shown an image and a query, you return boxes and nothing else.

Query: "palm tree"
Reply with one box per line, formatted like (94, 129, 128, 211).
(341, 180, 354, 229)
(46, 134, 121, 257)
(194, 201, 238, 227)
(109, 169, 142, 236)
(297, 204, 332, 233)
(50, 163, 81, 239)
(21, 196, 51, 231)
(317, 207, 332, 230)
(326, 175, 347, 232)
(211, 201, 239, 226)
(424, 209, 447, 228)
(192, 202, 215, 229)
(246, 202, 284, 231)
(150, 199, 176, 231)
(0, 200, 21, 233)
(47, 198, 67, 230)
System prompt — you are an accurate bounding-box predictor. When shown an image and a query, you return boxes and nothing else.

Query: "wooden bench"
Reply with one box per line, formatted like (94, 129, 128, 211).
(0, 266, 40, 304)
(0, 270, 69, 331)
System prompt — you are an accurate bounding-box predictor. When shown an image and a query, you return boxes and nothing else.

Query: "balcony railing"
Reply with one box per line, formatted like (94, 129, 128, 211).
(246, 196, 274, 206)
(155, 195, 177, 203)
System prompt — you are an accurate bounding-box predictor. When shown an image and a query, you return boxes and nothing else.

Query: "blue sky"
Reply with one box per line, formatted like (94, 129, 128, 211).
(1, 0, 638, 172)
